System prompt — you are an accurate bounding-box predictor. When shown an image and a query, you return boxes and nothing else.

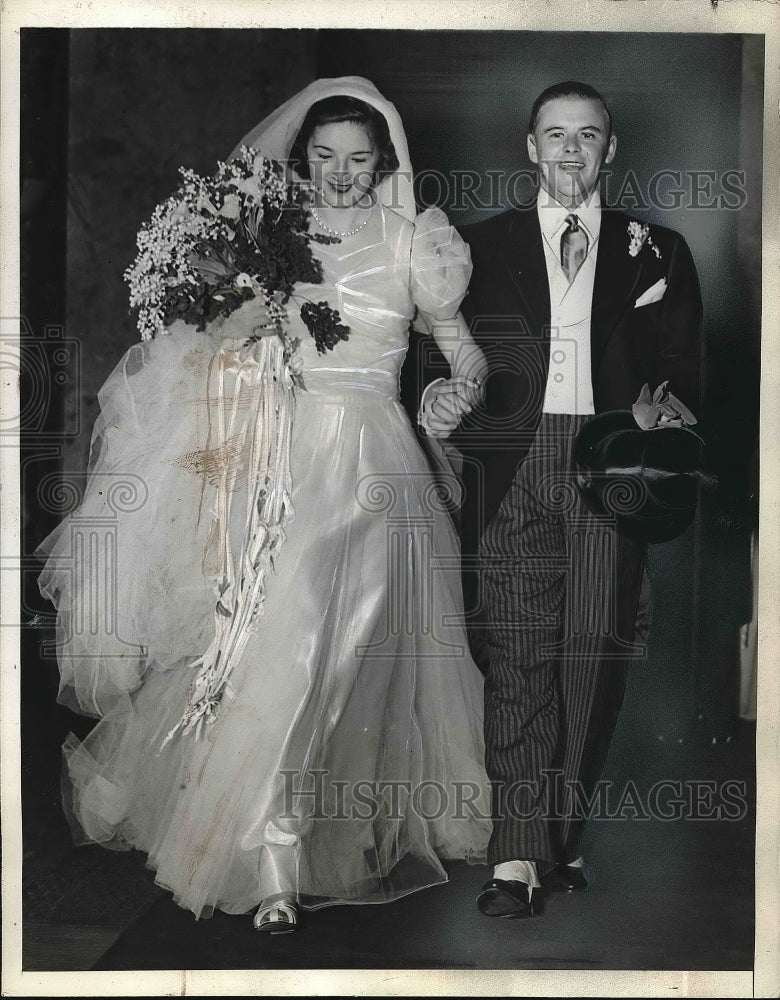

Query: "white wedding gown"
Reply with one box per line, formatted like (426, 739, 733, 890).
(37, 204, 491, 919)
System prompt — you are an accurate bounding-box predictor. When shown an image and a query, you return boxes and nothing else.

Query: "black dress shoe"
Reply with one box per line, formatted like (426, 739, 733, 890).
(540, 863, 593, 893)
(476, 878, 543, 918)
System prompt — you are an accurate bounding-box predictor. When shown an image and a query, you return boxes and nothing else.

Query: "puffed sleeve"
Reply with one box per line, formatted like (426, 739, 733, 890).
(411, 207, 472, 321)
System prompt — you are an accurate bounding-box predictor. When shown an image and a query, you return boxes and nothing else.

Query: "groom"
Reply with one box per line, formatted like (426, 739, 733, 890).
(419, 81, 702, 916)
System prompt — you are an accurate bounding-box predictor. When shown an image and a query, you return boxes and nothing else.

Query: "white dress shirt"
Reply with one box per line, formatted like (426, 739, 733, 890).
(538, 190, 601, 414)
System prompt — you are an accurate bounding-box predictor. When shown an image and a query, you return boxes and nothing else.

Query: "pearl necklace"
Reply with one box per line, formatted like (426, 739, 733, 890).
(310, 204, 372, 239)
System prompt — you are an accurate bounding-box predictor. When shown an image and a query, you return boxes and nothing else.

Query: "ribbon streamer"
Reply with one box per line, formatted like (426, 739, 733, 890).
(162, 336, 296, 747)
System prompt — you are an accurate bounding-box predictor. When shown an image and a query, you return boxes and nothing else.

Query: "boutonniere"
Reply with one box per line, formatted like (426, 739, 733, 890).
(627, 220, 662, 260)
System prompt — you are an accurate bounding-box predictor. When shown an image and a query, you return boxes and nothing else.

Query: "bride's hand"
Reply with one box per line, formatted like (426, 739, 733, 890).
(419, 375, 483, 438)
(210, 295, 277, 344)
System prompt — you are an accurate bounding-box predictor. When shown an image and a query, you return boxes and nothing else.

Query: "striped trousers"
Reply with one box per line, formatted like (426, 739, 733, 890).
(479, 413, 647, 867)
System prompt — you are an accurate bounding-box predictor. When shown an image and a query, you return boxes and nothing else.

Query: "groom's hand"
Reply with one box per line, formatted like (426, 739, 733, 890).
(418, 376, 483, 438)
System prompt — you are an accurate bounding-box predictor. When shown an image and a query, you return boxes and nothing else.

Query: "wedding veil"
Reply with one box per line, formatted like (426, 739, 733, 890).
(228, 76, 417, 222)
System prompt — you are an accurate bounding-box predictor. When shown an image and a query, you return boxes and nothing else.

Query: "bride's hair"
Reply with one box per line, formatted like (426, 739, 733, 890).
(289, 96, 400, 186)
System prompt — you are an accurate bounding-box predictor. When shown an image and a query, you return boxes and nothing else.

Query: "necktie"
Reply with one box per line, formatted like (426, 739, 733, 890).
(560, 213, 589, 283)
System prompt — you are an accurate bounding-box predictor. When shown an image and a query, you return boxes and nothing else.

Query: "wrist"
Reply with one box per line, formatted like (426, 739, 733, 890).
(418, 378, 446, 432)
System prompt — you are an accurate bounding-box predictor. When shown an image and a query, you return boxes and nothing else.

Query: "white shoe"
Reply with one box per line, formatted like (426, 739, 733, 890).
(253, 895, 299, 935)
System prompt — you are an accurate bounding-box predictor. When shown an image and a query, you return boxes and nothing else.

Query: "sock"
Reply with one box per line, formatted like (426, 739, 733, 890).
(567, 856, 585, 869)
(493, 859, 541, 896)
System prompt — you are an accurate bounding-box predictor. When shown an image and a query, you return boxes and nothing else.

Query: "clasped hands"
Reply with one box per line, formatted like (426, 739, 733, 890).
(418, 375, 485, 438)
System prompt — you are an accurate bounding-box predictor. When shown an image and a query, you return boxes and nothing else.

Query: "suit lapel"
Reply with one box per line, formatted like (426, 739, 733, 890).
(504, 208, 550, 330)
(591, 208, 645, 368)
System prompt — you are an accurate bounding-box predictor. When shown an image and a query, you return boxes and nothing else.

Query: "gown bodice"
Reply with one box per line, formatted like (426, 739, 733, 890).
(280, 204, 471, 396)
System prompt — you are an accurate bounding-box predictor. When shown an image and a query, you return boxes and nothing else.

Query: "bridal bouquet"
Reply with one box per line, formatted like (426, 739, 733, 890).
(124, 146, 349, 364)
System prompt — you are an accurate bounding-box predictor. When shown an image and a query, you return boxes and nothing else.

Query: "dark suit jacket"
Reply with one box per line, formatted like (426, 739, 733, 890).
(444, 203, 703, 562)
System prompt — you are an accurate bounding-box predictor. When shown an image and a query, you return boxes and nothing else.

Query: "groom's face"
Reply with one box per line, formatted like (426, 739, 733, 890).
(527, 95, 616, 208)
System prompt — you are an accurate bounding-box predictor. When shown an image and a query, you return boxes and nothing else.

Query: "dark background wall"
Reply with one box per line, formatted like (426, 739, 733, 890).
(21, 28, 762, 743)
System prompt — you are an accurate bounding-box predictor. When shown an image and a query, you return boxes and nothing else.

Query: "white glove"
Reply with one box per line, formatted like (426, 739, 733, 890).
(210, 295, 277, 345)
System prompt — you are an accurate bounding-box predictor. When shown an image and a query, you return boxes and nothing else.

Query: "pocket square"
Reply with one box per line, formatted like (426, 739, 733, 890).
(634, 277, 667, 308)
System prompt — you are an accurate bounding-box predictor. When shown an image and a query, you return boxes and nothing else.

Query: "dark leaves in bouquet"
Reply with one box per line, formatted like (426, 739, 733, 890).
(164, 282, 252, 332)
(253, 204, 320, 300)
(187, 236, 237, 284)
(224, 187, 332, 308)
(300, 301, 350, 355)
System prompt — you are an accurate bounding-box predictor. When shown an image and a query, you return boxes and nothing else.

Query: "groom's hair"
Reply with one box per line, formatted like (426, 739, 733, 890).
(528, 82, 613, 136)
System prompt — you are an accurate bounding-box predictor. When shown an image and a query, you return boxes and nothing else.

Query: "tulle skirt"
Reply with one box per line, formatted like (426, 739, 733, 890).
(38, 325, 491, 918)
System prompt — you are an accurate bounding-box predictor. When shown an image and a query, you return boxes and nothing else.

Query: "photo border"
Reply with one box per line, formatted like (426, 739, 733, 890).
(2, 2, 778, 996)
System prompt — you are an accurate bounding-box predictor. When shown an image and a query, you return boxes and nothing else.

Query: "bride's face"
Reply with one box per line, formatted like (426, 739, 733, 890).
(306, 121, 380, 207)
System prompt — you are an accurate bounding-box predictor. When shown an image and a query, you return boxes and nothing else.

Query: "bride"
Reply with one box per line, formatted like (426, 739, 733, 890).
(37, 76, 491, 934)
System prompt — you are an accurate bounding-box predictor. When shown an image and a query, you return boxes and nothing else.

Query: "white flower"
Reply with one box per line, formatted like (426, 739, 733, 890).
(627, 220, 662, 261)
(233, 273, 267, 298)
(221, 193, 241, 220)
(197, 192, 219, 216)
(627, 221, 649, 257)
(163, 203, 188, 225)
(229, 174, 266, 205)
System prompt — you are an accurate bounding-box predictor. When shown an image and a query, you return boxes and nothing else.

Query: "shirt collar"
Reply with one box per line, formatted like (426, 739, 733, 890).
(537, 187, 602, 244)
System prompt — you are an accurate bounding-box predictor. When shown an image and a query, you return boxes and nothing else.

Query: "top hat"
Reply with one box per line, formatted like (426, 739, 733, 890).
(573, 410, 718, 543)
